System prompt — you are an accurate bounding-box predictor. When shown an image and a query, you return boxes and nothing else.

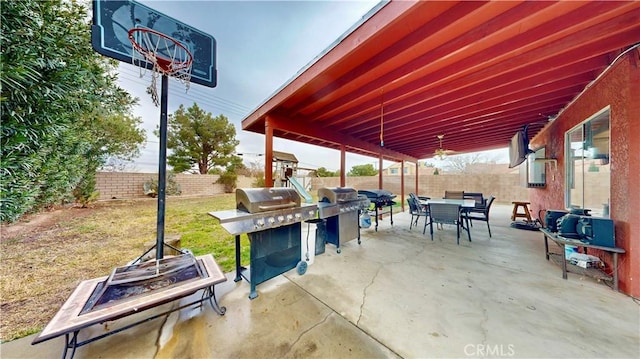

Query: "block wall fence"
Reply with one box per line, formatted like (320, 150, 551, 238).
(95, 172, 529, 204)
(309, 174, 529, 204)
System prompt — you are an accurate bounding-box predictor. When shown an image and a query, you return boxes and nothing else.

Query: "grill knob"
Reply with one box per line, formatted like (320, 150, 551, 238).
(294, 213, 302, 219)
(256, 219, 265, 227)
(286, 214, 294, 221)
(268, 217, 275, 224)
(308, 210, 315, 216)
(277, 215, 285, 222)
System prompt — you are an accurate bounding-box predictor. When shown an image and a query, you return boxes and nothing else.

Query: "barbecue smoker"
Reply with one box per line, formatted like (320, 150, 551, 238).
(317, 187, 369, 253)
(358, 189, 396, 231)
(209, 188, 318, 299)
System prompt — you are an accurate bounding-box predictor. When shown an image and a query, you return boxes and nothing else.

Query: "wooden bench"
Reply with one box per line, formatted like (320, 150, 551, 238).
(540, 228, 625, 291)
(32, 254, 227, 359)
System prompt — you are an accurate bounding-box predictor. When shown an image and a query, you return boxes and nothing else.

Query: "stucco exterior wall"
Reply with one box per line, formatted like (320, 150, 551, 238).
(529, 52, 640, 297)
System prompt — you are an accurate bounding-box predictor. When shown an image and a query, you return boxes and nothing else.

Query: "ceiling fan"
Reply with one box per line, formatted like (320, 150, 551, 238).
(434, 134, 457, 160)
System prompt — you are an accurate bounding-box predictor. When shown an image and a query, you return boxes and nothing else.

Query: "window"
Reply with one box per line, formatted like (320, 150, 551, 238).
(565, 107, 610, 217)
(390, 168, 398, 175)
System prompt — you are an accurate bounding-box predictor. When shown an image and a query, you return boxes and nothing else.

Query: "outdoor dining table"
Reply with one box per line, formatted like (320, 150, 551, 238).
(420, 198, 476, 240)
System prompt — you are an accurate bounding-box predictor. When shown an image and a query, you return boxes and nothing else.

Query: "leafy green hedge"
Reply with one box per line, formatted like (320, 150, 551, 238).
(1, 1, 144, 222)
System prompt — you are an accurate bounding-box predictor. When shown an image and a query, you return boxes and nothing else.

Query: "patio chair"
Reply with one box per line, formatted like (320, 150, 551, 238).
(463, 192, 486, 227)
(407, 197, 428, 230)
(444, 190, 464, 199)
(427, 203, 470, 244)
(463, 192, 486, 210)
(462, 196, 495, 237)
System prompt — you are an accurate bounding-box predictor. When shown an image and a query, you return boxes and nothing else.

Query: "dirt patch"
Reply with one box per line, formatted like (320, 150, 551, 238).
(1, 204, 99, 242)
(0, 201, 144, 341)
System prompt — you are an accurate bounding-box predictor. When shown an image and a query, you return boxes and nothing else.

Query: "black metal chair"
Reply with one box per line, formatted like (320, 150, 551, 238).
(462, 196, 495, 237)
(407, 197, 428, 230)
(409, 192, 429, 213)
(463, 192, 486, 210)
(444, 190, 464, 199)
(427, 203, 470, 244)
(463, 192, 486, 227)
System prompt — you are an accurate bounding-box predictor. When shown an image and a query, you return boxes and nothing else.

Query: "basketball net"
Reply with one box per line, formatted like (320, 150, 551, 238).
(128, 28, 193, 106)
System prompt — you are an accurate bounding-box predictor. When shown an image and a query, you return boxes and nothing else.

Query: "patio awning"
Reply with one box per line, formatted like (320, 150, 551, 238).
(242, 0, 640, 162)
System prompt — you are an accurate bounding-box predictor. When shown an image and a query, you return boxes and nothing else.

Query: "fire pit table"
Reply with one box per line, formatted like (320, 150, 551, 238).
(31, 254, 226, 359)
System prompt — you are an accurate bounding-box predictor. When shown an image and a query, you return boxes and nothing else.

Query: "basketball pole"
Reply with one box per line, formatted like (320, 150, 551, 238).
(156, 74, 169, 260)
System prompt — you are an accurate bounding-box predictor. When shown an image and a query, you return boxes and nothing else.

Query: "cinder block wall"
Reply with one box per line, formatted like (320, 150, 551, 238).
(95, 172, 240, 199)
(310, 173, 529, 203)
(96, 172, 528, 203)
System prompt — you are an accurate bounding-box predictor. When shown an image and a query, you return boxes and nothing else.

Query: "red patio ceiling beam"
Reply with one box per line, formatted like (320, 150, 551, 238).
(348, 77, 589, 140)
(383, 97, 574, 152)
(398, 120, 551, 155)
(311, 3, 639, 127)
(265, 114, 415, 163)
(288, 1, 519, 116)
(338, 55, 606, 133)
(305, 1, 627, 124)
(345, 71, 595, 138)
(241, 0, 421, 132)
(300, 0, 569, 122)
(323, 44, 610, 132)
(335, 23, 639, 140)
(284, 1, 462, 113)
(353, 81, 590, 142)
(384, 94, 574, 144)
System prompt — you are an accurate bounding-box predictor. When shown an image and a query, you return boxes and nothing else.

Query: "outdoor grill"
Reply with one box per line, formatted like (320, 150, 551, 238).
(209, 188, 318, 299)
(316, 187, 368, 253)
(357, 189, 396, 231)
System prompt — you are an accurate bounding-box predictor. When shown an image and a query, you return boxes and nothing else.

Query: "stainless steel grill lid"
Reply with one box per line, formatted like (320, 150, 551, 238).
(236, 188, 301, 213)
(317, 187, 358, 203)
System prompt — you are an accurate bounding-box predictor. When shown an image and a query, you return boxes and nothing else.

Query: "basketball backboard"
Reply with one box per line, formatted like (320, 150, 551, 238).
(92, 0, 217, 88)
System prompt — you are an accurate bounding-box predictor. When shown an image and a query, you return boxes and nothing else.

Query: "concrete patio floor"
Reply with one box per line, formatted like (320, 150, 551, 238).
(2, 203, 639, 358)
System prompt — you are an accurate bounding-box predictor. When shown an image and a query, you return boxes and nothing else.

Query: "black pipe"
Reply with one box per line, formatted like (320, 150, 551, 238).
(156, 74, 169, 260)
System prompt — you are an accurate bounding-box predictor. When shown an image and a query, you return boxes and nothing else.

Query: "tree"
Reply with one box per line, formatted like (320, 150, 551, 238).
(444, 153, 499, 173)
(316, 167, 339, 177)
(348, 164, 378, 177)
(164, 103, 240, 174)
(1, 0, 145, 222)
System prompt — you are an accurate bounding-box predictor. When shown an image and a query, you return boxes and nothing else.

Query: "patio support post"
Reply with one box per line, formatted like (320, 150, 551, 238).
(340, 144, 346, 187)
(415, 161, 419, 195)
(378, 155, 383, 189)
(264, 116, 274, 188)
(400, 160, 405, 212)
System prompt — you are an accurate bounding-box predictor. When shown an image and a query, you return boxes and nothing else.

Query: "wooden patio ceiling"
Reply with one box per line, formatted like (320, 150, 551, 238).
(242, 1, 640, 163)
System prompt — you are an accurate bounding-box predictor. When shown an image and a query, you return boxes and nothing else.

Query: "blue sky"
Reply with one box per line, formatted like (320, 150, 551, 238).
(115, 0, 507, 173)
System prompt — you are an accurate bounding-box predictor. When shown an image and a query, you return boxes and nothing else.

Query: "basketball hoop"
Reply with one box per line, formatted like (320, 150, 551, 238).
(128, 28, 193, 106)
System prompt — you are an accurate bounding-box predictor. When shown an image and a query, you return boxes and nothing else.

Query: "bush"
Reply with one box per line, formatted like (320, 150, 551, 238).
(253, 176, 266, 188)
(143, 173, 182, 197)
(73, 174, 100, 208)
(217, 171, 237, 193)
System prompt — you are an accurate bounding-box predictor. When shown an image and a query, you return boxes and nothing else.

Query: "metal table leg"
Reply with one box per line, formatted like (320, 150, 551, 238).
(613, 253, 619, 291)
(234, 235, 243, 282)
(561, 243, 568, 280)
